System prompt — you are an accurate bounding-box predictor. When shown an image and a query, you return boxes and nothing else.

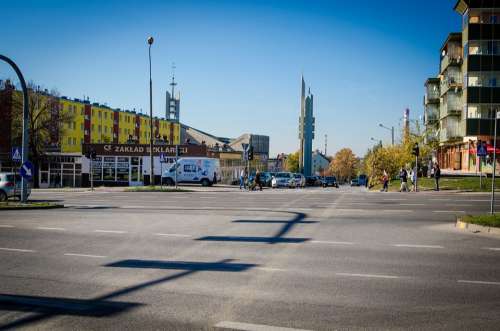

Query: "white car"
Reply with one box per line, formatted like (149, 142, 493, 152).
(293, 173, 306, 188)
(272, 172, 296, 188)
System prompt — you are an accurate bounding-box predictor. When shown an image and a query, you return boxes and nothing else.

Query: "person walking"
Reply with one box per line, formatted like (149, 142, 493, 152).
(434, 163, 441, 191)
(381, 170, 389, 192)
(255, 170, 262, 191)
(239, 169, 246, 190)
(399, 167, 408, 192)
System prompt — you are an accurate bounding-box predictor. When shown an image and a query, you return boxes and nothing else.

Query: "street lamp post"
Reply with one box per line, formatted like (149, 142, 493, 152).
(147, 36, 154, 186)
(379, 123, 394, 146)
(0, 55, 29, 202)
(491, 111, 500, 214)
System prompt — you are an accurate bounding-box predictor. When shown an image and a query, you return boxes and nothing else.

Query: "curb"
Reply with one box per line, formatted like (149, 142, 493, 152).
(456, 218, 500, 235)
(0, 204, 65, 211)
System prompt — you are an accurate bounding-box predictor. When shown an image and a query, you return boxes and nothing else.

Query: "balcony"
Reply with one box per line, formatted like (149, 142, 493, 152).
(440, 102, 462, 119)
(440, 55, 463, 73)
(439, 122, 464, 143)
(440, 76, 463, 96)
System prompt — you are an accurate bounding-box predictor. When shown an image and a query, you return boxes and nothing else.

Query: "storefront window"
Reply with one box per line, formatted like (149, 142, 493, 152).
(92, 157, 103, 181)
(116, 157, 129, 182)
(103, 157, 116, 181)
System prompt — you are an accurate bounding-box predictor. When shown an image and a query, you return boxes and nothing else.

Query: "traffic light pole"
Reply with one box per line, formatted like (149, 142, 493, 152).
(175, 145, 178, 189)
(90, 157, 94, 191)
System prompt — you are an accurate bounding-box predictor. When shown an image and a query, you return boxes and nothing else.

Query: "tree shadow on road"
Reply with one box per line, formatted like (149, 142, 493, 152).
(0, 259, 256, 330)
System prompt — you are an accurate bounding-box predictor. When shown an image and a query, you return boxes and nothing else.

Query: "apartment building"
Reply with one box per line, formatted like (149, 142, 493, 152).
(425, 0, 500, 173)
(0, 83, 181, 187)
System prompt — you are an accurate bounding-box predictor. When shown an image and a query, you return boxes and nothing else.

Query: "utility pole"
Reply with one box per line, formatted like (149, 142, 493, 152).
(491, 112, 499, 214)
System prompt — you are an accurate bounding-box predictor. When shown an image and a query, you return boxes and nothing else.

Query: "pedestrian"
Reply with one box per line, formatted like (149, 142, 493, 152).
(255, 170, 262, 191)
(434, 163, 441, 191)
(213, 172, 217, 185)
(410, 167, 417, 192)
(381, 170, 389, 192)
(239, 169, 245, 190)
(399, 167, 408, 192)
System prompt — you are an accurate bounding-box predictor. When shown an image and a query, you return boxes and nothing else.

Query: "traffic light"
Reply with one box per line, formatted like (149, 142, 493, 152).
(412, 143, 419, 157)
(247, 145, 254, 161)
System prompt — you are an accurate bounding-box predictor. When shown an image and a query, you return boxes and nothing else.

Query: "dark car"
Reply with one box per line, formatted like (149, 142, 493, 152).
(322, 176, 339, 188)
(260, 172, 274, 187)
(306, 176, 321, 186)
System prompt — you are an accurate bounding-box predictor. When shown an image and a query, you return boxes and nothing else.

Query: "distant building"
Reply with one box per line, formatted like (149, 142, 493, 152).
(298, 75, 315, 177)
(312, 150, 330, 175)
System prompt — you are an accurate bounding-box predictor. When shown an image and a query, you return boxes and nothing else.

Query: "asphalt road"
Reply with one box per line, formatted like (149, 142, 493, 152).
(0, 186, 499, 330)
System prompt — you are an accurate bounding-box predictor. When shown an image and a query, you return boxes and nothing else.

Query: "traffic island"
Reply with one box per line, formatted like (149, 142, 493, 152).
(0, 202, 64, 210)
(456, 214, 500, 235)
(125, 186, 193, 193)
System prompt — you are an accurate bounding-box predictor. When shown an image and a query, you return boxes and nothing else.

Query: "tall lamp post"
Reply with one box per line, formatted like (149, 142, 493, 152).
(379, 123, 394, 146)
(0, 55, 29, 202)
(491, 111, 500, 214)
(147, 36, 154, 186)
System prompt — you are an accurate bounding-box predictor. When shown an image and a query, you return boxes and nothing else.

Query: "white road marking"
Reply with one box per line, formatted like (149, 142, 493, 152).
(381, 209, 414, 213)
(433, 210, 466, 213)
(457, 280, 500, 286)
(336, 273, 400, 279)
(434, 198, 451, 201)
(215, 321, 312, 331)
(483, 247, 500, 251)
(37, 227, 66, 231)
(64, 253, 106, 258)
(154, 233, 191, 238)
(392, 244, 444, 249)
(0, 247, 35, 253)
(383, 199, 407, 201)
(399, 203, 425, 206)
(94, 230, 126, 234)
(445, 204, 473, 207)
(0, 225, 14, 228)
(310, 240, 355, 245)
(257, 267, 287, 272)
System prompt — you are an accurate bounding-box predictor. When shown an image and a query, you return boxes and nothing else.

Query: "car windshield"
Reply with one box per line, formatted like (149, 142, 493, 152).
(276, 173, 291, 178)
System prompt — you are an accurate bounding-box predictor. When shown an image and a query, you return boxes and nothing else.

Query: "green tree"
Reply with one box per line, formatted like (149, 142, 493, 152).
(285, 151, 300, 173)
(330, 148, 359, 182)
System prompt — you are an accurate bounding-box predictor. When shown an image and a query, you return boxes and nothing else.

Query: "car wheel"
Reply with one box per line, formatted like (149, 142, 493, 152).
(201, 179, 210, 187)
(0, 190, 7, 202)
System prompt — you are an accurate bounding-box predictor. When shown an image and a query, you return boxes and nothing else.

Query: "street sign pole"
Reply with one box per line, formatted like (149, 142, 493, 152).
(415, 155, 418, 192)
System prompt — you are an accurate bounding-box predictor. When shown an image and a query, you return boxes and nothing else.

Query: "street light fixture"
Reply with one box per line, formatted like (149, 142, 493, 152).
(147, 36, 154, 186)
(378, 123, 395, 146)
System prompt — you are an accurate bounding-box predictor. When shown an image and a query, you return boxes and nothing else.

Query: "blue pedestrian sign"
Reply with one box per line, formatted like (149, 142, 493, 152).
(11, 146, 21, 162)
(19, 161, 34, 180)
(477, 140, 487, 157)
(159, 153, 167, 163)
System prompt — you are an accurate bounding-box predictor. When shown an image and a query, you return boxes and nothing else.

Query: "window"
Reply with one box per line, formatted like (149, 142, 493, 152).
(98, 125, 102, 133)
(81, 124, 84, 131)
(104, 126, 108, 133)
(98, 111, 102, 118)
(104, 112, 107, 119)
(92, 124, 95, 131)
(73, 137, 76, 145)
(68, 137, 72, 145)
(81, 107, 84, 115)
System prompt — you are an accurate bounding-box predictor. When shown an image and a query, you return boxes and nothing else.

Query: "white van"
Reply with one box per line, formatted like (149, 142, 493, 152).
(162, 157, 221, 186)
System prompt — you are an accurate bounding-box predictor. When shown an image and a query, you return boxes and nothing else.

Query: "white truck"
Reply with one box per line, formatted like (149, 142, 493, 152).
(162, 157, 221, 186)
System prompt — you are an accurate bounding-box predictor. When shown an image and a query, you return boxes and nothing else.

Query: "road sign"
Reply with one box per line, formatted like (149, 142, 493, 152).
(477, 140, 487, 157)
(11, 146, 21, 162)
(19, 161, 34, 180)
(159, 153, 167, 163)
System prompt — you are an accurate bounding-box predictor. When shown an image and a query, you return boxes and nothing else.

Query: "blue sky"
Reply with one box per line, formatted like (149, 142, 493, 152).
(1, 0, 459, 156)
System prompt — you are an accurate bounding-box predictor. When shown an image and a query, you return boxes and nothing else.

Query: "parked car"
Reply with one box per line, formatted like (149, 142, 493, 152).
(0, 172, 31, 201)
(162, 157, 220, 186)
(322, 176, 339, 188)
(350, 178, 359, 186)
(293, 173, 306, 188)
(272, 172, 296, 188)
(306, 176, 321, 186)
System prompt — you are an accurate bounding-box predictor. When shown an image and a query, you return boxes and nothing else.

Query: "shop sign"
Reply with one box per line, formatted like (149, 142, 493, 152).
(82, 144, 208, 157)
